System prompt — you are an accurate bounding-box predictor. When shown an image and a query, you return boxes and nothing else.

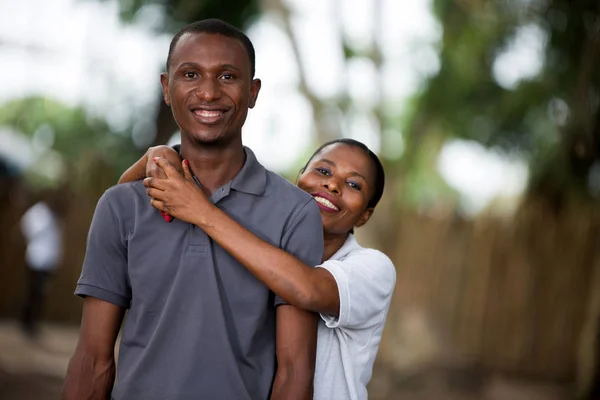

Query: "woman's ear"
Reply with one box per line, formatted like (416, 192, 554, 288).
(295, 168, 306, 184)
(354, 208, 374, 229)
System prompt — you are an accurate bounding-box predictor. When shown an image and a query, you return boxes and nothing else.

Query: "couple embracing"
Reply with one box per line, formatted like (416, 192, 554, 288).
(63, 18, 395, 400)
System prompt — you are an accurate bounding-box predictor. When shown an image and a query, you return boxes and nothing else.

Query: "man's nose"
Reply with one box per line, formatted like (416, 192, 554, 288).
(195, 78, 221, 102)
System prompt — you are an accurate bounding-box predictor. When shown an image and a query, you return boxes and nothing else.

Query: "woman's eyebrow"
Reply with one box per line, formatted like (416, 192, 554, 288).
(318, 159, 368, 181)
(348, 172, 368, 181)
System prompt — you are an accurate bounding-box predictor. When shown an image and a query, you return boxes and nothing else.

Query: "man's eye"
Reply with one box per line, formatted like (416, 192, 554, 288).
(220, 74, 234, 80)
(184, 72, 197, 79)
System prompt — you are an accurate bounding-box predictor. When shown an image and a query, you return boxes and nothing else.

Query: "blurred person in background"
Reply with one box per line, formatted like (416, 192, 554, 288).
(0, 157, 15, 192)
(63, 19, 322, 400)
(122, 138, 397, 400)
(19, 193, 63, 339)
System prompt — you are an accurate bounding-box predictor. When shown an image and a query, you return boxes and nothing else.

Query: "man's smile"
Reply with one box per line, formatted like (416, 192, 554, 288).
(190, 106, 230, 125)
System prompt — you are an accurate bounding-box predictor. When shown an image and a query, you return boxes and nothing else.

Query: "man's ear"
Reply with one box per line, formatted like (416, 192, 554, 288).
(354, 208, 374, 229)
(249, 78, 261, 109)
(160, 73, 171, 106)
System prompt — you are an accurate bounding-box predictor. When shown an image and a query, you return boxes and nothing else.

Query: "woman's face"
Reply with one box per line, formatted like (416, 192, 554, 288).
(297, 143, 376, 236)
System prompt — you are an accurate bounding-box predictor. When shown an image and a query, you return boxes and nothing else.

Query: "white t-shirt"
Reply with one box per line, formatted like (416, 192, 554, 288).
(20, 201, 62, 272)
(313, 234, 396, 400)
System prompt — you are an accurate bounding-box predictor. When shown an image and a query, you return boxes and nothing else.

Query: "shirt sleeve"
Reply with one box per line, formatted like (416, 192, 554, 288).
(318, 249, 396, 329)
(274, 198, 324, 307)
(74, 189, 131, 308)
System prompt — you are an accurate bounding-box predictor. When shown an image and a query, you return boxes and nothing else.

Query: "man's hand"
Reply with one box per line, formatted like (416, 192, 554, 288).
(145, 145, 182, 179)
(144, 157, 212, 226)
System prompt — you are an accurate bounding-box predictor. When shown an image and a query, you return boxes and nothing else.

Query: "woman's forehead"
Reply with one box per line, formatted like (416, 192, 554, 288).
(312, 143, 364, 163)
(311, 144, 375, 178)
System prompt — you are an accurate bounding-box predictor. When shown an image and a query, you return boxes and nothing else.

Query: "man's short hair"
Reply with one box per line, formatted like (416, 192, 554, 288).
(166, 19, 256, 77)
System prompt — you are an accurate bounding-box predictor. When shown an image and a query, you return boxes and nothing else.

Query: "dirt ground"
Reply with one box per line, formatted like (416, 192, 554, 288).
(0, 320, 580, 400)
(0, 369, 63, 399)
(0, 320, 76, 399)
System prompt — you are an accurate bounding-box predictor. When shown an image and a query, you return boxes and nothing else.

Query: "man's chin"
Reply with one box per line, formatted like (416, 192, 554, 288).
(186, 130, 232, 147)
(192, 133, 224, 144)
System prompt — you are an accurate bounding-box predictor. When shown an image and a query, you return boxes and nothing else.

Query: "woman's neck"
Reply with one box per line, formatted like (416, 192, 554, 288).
(322, 232, 349, 262)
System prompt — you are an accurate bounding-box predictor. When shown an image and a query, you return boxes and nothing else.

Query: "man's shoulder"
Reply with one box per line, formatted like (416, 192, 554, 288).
(263, 170, 313, 205)
(100, 181, 146, 211)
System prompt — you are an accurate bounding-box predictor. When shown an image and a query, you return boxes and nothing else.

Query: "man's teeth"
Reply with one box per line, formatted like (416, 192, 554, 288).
(194, 110, 223, 117)
(314, 196, 339, 210)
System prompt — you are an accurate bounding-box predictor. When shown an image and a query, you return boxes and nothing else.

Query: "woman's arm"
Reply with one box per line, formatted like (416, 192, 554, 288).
(118, 145, 182, 184)
(198, 195, 338, 315)
(119, 153, 147, 183)
(145, 157, 340, 316)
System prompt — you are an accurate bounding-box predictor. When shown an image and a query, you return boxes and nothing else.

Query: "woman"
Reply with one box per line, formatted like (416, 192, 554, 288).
(119, 139, 396, 400)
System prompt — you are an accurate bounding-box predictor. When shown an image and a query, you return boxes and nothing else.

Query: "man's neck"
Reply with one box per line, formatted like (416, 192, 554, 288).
(180, 137, 246, 196)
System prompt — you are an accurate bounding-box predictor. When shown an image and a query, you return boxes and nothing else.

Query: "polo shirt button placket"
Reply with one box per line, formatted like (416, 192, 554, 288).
(187, 223, 208, 256)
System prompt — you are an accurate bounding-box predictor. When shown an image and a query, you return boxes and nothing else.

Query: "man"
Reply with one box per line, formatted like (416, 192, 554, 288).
(20, 198, 63, 338)
(62, 19, 323, 400)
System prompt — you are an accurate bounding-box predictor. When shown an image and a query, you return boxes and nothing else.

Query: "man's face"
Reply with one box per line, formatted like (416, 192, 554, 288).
(161, 33, 261, 145)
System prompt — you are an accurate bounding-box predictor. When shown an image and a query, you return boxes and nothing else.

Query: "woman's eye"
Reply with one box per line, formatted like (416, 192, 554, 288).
(347, 181, 361, 190)
(315, 167, 330, 175)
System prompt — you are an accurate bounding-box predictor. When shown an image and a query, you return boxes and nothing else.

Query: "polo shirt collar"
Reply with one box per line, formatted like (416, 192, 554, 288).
(329, 234, 361, 261)
(230, 146, 267, 196)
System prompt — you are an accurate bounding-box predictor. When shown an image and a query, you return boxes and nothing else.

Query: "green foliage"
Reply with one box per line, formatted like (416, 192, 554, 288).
(0, 97, 139, 187)
(407, 0, 600, 202)
(101, 0, 260, 33)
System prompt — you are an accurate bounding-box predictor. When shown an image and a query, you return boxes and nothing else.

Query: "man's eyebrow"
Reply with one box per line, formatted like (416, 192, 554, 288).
(221, 64, 242, 72)
(175, 62, 200, 70)
(174, 62, 243, 73)
(318, 159, 368, 182)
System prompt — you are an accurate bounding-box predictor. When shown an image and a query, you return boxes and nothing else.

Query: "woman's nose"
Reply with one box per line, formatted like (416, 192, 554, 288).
(323, 177, 340, 194)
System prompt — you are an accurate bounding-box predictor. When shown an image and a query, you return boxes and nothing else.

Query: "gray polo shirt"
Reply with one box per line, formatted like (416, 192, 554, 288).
(75, 147, 324, 400)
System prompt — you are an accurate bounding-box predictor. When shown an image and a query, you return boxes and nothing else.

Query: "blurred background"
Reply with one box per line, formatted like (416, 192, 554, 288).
(0, 0, 599, 399)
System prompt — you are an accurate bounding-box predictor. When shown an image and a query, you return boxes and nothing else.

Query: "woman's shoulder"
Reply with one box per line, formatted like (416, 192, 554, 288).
(340, 242, 396, 280)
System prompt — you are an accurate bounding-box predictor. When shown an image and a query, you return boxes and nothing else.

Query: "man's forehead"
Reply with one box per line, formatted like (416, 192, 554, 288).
(171, 32, 247, 66)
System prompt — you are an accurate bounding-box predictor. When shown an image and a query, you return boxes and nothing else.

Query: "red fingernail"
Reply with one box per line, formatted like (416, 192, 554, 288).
(160, 211, 173, 222)
(153, 157, 159, 162)
(183, 159, 189, 166)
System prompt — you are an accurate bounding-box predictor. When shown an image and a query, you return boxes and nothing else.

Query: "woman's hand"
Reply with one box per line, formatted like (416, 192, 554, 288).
(144, 157, 212, 226)
(119, 145, 182, 187)
(146, 146, 182, 179)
